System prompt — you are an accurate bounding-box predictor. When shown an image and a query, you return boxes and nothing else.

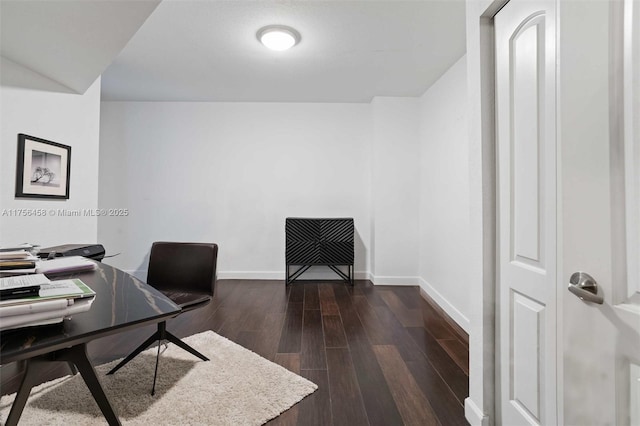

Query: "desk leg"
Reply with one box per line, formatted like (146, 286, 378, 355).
(57, 344, 122, 426)
(4, 358, 46, 426)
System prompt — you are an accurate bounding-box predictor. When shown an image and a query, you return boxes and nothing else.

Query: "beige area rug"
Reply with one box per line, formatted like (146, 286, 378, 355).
(0, 331, 317, 425)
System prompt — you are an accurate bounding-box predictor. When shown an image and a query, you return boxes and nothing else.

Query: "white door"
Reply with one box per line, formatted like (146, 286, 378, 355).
(559, 0, 640, 424)
(495, 0, 558, 424)
(496, 0, 640, 424)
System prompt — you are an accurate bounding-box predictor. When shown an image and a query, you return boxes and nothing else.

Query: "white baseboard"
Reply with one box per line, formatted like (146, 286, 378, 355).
(217, 270, 370, 281)
(217, 271, 282, 280)
(418, 277, 470, 333)
(371, 275, 420, 286)
(123, 268, 371, 282)
(465, 397, 490, 426)
(129, 268, 416, 284)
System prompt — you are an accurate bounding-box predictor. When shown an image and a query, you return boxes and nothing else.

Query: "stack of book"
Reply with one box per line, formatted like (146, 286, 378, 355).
(0, 274, 96, 331)
(0, 250, 39, 275)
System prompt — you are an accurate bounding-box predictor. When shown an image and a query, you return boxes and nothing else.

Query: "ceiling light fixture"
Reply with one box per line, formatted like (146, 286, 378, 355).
(257, 25, 300, 51)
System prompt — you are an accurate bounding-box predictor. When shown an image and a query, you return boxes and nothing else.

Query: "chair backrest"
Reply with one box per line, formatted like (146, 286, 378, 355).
(147, 242, 218, 296)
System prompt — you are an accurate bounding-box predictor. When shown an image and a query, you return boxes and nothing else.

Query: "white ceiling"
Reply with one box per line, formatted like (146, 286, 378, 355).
(0, 1, 466, 103)
(101, 0, 467, 103)
(0, 0, 160, 94)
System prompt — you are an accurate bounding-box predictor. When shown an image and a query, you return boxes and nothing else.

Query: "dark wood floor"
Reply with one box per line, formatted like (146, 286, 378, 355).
(1, 279, 469, 425)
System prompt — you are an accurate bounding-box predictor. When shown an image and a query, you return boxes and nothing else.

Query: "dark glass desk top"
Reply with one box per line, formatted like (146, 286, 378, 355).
(0, 261, 181, 364)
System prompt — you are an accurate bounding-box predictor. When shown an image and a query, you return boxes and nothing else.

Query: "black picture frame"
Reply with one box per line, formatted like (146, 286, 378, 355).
(15, 134, 71, 199)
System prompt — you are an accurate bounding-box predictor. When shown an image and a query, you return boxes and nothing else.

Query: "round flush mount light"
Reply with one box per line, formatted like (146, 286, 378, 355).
(257, 25, 300, 51)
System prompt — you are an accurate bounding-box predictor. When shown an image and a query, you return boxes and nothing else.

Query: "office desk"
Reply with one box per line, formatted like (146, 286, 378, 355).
(0, 261, 181, 426)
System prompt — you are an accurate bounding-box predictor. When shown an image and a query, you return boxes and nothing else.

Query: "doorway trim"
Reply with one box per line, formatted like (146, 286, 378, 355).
(464, 0, 506, 424)
(464, 0, 561, 424)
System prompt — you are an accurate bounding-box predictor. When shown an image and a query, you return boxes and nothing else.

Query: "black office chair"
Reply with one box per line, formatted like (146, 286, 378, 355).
(106, 241, 218, 395)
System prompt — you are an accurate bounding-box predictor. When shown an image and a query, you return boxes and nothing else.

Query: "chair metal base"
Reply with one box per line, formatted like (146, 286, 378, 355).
(106, 322, 209, 395)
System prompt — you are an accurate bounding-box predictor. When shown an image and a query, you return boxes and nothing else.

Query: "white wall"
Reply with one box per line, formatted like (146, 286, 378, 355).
(98, 64, 472, 339)
(98, 72, 471, 330)
(371, 97, 420, 284)
(418, 56, 470, 331)
(0, 58, 101, 247)
(98, 102, 371, 279)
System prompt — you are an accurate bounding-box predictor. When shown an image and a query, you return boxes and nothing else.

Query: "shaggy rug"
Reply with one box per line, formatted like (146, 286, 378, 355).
(0, 331, 317, 425)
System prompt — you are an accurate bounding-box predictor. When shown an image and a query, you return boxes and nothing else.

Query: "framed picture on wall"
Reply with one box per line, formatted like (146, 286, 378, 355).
(15, 134, 71, 199)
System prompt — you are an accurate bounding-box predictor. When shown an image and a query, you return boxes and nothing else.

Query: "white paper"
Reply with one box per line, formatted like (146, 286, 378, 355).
(35, 256, 96, 274)
(0, 273, 50, 290)
(0, 297, 94, 330)
(0, 298, 71, 317)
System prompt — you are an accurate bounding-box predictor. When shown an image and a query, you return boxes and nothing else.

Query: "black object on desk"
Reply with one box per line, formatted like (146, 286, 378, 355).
(285, 217, 354, 285)
(38, 244, 106, 261)
(0, 285, 40, 300)
(0, 261, 181, 426)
